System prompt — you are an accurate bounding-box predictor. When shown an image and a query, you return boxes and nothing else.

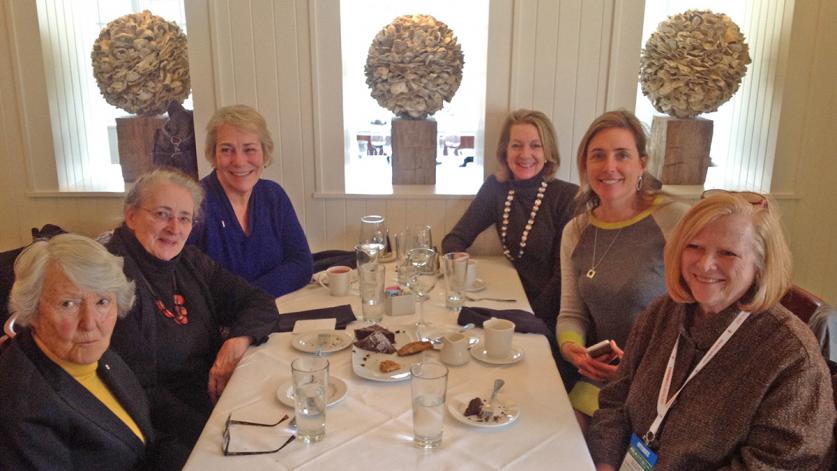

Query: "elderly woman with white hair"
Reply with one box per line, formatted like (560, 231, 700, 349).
(106, 167, 279, 468)
(0, 234, 154, 470)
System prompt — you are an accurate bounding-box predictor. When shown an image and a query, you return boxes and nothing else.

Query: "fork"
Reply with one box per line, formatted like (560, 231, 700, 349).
(314, 333, 330, 356)
(464, 294, 517, 303)
(480, 379, 505, 420)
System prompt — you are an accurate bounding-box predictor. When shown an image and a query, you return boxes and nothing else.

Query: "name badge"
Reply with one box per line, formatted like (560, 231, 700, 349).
(619, 433, 657, 471)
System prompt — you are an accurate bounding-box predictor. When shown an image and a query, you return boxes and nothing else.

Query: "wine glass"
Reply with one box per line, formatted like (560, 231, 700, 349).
(412, 225, 433, 250)
(405, 247, 437, 338)
(358, 215, 386, 267)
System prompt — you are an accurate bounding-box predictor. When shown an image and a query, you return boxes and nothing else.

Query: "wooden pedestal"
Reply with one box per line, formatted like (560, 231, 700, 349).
(116, 115, 166, 182)
(648, 116, 713, 185)
(391, 118, 437, 185)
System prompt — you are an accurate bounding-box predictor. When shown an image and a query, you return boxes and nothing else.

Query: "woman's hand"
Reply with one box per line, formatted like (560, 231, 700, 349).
(208, 336, 252, 403)
(596, 464, 616, 471)
(561, 340, 624, 382)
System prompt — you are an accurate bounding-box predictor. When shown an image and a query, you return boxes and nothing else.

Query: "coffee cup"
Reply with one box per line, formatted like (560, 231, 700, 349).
(483, 318, 515, 359)
(440, 332, 469, 366)
(319, 266, 352, 296)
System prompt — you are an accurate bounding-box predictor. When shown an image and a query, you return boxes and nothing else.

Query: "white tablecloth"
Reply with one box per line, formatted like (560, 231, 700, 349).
(185, 256, 593, 470)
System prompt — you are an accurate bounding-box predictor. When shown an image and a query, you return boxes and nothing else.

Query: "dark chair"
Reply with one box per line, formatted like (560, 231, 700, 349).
(782, 285, 837, 362)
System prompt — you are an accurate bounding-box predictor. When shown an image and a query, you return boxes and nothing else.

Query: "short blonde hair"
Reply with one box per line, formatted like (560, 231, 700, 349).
(664, 192, 792, 313)
(575, 110, 659, 214)
(204, 104, 275, 166)
(10, 234, 135, 326)
(495, 109, 560, 182)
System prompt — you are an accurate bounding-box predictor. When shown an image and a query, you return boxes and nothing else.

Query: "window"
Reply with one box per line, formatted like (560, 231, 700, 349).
(635, 0, 794, 192)
(34, 0, 188, 192)
(339, 0, 489, 194)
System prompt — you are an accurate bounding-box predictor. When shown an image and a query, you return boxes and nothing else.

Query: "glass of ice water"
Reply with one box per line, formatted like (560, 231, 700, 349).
(291, 357, 329, 443)
(410, 361, 448, 449)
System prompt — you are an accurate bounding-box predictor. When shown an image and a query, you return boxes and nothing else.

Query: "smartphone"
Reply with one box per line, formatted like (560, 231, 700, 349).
(586, 339, 613, 358)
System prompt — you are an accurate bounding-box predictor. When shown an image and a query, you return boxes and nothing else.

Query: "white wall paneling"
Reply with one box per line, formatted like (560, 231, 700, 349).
(1, 0, 834, 301)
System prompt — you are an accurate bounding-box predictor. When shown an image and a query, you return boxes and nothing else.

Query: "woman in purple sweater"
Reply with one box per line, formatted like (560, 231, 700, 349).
(188, 105, 313, 297)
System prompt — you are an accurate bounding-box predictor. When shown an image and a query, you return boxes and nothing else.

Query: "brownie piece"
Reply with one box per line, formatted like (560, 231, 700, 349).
(354, 324, 396, 344)
(353, 330, 396, 354)
(464, 397, 483, 417)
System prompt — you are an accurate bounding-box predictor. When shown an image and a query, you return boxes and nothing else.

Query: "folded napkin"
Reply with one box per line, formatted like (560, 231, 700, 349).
(457, 306, 552, 337)
(275, 304, 357, 332)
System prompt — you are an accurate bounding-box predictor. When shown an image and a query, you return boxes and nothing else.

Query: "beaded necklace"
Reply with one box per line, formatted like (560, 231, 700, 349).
(501, 180, 548, 261)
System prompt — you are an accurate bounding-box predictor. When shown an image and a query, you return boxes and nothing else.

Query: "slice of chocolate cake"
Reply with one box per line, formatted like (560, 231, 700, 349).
(353, 324, 396, 344)
(464, 397, 484, 417)
(353, 330, 396, 354)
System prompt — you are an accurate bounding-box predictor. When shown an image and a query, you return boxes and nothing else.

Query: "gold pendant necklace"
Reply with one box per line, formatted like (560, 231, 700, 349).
(501, 180, 548, 261)
(586, 226, 623, 279)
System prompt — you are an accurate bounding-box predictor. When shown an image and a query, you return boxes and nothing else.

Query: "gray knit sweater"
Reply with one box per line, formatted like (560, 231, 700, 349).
(589, 296, 835, 470)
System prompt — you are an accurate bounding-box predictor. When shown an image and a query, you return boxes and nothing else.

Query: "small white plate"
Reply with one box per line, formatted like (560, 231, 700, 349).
(448, 393, 520, 428)
(351, 327, 421, 382)
(470, 339, 524, 365)
(463, 278, 487, 292)
(291, 330, 353, 354)
(276, 376, 348, 408)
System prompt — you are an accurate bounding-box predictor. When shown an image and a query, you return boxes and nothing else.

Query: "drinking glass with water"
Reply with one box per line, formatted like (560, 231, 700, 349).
(291, 357, 329, 443)
(410, 361, 448, 449)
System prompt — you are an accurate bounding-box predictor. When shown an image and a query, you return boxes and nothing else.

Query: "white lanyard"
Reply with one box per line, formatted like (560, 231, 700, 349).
(643, 310, 751, 446)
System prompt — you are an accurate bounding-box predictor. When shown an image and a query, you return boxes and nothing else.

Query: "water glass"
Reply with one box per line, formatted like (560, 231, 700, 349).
(358, 215, 386, 266)
(410, 361, 448, 448)
(442, 252, 470, 312)
(359, 264, 385, 323)
(291, 357, 329, 443)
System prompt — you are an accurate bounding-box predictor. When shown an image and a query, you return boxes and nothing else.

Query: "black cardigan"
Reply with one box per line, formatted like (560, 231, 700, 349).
(107, 226, 278, 466)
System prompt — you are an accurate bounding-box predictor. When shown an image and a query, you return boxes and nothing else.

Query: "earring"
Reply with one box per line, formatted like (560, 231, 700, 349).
(636, 174, 644, 192)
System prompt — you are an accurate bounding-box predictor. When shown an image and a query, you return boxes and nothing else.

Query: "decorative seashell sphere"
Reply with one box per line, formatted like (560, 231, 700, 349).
(365, 14, 464, 119)
(91, 10, 190, 116)
(639, 10, 750, 119)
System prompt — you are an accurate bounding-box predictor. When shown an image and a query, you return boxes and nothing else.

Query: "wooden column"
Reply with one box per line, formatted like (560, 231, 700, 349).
(116, 115, 166, 182)
(648, 116, 713, 185)
(391, 118, 437, 185)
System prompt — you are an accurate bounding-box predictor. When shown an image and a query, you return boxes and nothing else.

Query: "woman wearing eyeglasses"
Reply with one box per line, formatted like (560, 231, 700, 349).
(588, 191, 834, 470)
(187, 105, 313, 297)
(557, 110, 688, 432)
(106, 168, 279, 469)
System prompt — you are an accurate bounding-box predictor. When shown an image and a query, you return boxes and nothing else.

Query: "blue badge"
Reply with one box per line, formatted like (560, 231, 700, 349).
(618, 433, 658, 471)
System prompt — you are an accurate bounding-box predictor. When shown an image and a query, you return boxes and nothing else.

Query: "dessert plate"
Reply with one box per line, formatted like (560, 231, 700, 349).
(463, 278, 487, 292)
(351, 327, 421, 382)
(276, 376, 348, 408)
(448, 393, 520, 428)
(291, 330, 353, 354)
(469, 339, 524, 365)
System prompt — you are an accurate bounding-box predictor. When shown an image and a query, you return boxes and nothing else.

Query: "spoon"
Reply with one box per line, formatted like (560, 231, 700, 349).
(480, 378, 505, 420)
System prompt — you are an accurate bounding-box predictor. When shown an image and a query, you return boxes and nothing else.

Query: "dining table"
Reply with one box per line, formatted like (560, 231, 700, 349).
(184, 256, 594, 470)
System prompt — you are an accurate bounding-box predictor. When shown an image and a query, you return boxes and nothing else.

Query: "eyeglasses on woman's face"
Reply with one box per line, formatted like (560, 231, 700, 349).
(141, 207, 195, 227)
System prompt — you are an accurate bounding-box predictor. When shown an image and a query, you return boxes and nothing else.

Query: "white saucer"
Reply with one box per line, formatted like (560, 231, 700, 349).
(291, 330, 353, 354)
(276, 376, 348, 408)
(463, 278, 487, 292)
(469, 339, 524, 365)
(448, 393, 520, 428)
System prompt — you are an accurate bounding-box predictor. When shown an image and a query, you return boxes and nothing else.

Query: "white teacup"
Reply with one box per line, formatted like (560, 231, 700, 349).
(319, 266, 352, 296)
(483, 318, 515, 359)
(440, 332, 470, 366)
